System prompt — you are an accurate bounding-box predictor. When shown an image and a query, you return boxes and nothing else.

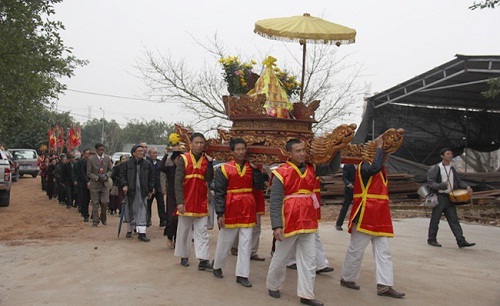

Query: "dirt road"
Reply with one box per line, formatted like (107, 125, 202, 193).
(1, 178, 499, 305)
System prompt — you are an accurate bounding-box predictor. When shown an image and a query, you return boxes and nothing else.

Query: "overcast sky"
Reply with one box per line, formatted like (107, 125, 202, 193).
(53, 0, 500, 130)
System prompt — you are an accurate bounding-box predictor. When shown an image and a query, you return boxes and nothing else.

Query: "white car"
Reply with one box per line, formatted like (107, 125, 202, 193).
(111, 152, 131, 163)
(0, 150, 12, 207)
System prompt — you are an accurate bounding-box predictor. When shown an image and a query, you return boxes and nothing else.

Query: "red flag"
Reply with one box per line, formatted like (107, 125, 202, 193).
(48, 128, 57, 150)
(74, 124, 82, 147)
(56, 125, 64, 148)
(69, 125, 76, 146)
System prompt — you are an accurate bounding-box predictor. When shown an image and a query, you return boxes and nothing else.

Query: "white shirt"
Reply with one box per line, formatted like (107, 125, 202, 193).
(438, 162, 454, 193)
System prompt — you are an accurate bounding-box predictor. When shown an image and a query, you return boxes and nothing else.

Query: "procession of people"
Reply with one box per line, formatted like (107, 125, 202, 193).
(35, 133, 481, 306)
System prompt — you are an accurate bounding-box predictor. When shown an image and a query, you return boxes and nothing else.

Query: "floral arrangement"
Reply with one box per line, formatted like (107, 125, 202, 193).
(274, 68, 301, 99)
(219, 56, 257, 96)
(169, 133, 180, 146)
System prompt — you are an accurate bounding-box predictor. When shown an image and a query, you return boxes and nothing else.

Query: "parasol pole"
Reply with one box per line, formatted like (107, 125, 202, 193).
(300, 41, 306, 102)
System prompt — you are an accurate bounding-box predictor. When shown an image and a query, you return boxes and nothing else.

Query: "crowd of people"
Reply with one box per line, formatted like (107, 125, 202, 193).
(36, 135, 476, 306)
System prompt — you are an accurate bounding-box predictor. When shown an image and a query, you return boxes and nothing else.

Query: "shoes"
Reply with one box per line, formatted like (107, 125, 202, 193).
(101, 220, 107, 226)
(268, 290, 281, 298)
(316, 267, 334, 274)
(92, 224, 98, 228)
(287, 263, 297, 270)
(138, 234, 150, 242)
(336, 225, 343, 231)
(458, 241, 476, 248)
(377, 284, 405, 298)
(300, 298, 324, 306)
(66, 206, 71, 209)
(198, 259, 212, 270)
(250, 254, 265, 261)
(109, 211, 114, 215)
(159, 221, 166, 227)
(428, 240, 442, 247)
(180, 258, 189, 267)
(213, 268, 223, 278)
(83, 217, 89, 222)
(236, 276, 252, 287)
(340, 278, 360, 290)
(231, 247, 238, 256)
(126, 232, 132, 238)
(166, 238, 175, 249)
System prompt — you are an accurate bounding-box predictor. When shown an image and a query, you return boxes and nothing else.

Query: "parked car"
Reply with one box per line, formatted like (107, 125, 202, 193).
(9, 148, 39, 178)
(0, 150, 12, 207)
(111, 152, 131, 163)
(3, 150, 19, 182)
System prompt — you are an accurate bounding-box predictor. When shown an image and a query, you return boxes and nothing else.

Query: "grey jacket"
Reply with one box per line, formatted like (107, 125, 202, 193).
(427, 163, 467, 193)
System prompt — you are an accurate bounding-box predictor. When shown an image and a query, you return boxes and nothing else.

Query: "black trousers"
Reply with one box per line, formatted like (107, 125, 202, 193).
(428, 193, 465, 244)
(78, 187, 90, 218)
(64, 184, 73, 207)
(336, 187, 354, 227)
(147, 190, 166, 225)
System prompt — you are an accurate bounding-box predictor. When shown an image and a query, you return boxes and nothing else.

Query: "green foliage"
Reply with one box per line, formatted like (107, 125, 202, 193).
(219, 56, 256, 96)
(80, 119, 123, 154)
(121, 120, 175, 146)
(0, 0, 86, 144)
(469, 0, 500, 9)
(482, 77, 500, 99)
(4, 108, 73, 150)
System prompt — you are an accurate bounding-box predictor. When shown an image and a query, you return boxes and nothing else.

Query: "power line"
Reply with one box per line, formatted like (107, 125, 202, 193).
(66, 88, 183, 104)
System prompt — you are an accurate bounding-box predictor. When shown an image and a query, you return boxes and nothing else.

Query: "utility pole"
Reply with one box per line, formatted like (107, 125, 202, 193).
(99, 107, 105, 144)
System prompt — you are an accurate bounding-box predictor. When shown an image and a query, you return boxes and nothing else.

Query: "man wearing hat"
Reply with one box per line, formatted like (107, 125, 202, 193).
(120, 144, 154, 242)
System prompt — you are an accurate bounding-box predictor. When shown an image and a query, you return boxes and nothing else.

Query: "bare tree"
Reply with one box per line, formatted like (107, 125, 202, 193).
(136, 34, 366, 134)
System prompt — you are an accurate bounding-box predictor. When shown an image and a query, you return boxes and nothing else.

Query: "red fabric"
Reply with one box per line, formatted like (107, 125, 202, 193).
(178, 152, 209, 217)
(348, 164, 393, 237)
(48, 129, 57, 150)
(273, 162, 318, 237)
(253, 188, 265, 215)
(221, 160, 256, 228)
(314, 177, 322, 221)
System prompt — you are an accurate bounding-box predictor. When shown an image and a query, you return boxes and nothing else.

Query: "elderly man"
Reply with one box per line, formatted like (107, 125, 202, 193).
(87, 143, 112, 227)
(146, 146, 167, 227)
(120, 144, 154, 242)
(266, 139, 341, 306)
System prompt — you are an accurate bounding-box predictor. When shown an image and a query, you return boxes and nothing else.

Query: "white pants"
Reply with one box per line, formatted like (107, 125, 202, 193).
(341, 225, 394, 286)
(286, 232, 330, 270)
(174, 215, 210, 260)
(127, 223, 146, 234)
(232, 214, 262, 255)
(213, 227, 252, 277)
(266, 233, 316, 299)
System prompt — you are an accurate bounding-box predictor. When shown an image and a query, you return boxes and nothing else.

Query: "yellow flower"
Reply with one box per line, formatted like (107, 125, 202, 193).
(169, 133, 180, 145)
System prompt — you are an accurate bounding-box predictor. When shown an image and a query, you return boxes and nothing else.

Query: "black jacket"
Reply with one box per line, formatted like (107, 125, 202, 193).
(146, 157, 162, 191)
(119, 158, 154, 198)
(75, 158, 89, 188)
